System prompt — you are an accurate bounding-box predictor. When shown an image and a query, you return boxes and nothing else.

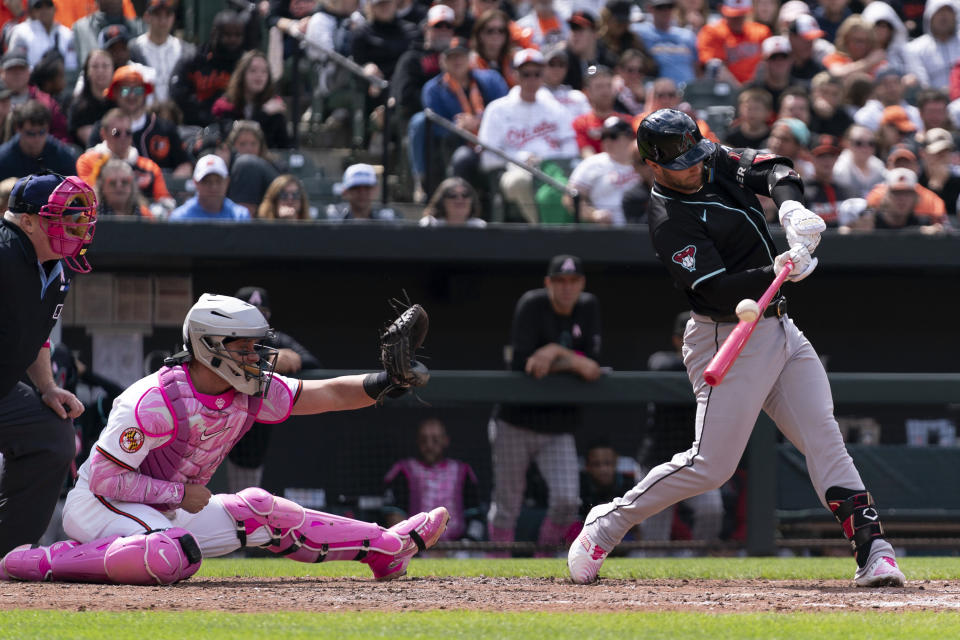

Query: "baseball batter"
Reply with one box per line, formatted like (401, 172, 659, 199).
(568, 109, 905, 588)
(0, 294, 448, 585)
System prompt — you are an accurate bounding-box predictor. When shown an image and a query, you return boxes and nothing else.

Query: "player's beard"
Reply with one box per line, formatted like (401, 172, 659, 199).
(657, 163, 705, 193)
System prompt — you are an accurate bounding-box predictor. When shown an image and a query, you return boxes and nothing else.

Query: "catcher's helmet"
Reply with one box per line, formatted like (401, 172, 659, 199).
(636, 108, 715, 170)
(182, 294, 278, 396)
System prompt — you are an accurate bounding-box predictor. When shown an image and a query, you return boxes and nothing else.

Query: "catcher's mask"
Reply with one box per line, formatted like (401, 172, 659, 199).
(182, 293, 279, 397)
(10, 174, 98, 273)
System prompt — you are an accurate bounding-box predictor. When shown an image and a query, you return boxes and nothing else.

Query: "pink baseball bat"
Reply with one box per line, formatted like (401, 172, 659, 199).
(702, 260, 793, 387)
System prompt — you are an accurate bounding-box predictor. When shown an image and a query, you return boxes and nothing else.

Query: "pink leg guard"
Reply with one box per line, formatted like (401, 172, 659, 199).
(220, 487, 404, 563)
(363, 506, 449, 580)
(1, 528, 202, 585)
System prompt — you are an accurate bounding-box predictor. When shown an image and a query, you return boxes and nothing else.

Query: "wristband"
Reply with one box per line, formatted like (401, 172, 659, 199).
(362, 371, 409, 400)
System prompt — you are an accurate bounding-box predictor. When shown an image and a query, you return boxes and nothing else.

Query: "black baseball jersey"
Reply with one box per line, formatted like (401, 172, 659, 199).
(648, 145, 803, 318)
(498, 288, 602, 433)
(0, 219, 72, 398)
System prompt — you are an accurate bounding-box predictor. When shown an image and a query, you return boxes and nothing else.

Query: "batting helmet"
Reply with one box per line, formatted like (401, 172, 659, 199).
(636, 109, 715, 170)
(182, 294, 278, 396)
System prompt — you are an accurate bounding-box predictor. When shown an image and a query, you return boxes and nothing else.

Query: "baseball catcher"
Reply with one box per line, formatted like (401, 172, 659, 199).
(0, 294, 446, 585)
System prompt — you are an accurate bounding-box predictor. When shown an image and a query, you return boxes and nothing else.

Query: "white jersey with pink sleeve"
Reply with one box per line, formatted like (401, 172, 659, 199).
(74, 366, 301, 511)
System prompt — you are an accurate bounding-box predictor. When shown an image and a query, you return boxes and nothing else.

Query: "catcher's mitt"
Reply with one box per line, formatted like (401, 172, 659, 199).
(378, 302, 430, 400)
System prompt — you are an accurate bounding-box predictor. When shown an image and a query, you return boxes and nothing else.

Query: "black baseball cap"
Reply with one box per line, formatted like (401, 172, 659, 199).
(234, 286, 271, 311)
(602, 116, 633, 139)
(547, 254, 584, 277)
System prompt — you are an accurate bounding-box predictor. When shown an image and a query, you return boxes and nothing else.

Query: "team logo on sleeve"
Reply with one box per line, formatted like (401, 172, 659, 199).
(672, 245, 697, 272)
(119, 427, 145, 453)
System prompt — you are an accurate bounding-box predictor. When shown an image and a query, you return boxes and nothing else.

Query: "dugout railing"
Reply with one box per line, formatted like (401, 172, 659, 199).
(303, 369, 960, 555)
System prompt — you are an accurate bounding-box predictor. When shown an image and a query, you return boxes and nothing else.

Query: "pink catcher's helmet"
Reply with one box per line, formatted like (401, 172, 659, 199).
(10, 174, 98, 273)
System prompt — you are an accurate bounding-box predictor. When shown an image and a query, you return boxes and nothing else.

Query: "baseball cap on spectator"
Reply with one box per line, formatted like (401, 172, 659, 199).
(234, 286, 271, 313)
(441, 37, 470, 56)
(811, 134, 840, 156)
(874, 67, 901, 83)
(605, 0, 632, 22)
(8, 174, 64, 214)
(762, 36, 791, 58)
(543, 43, 569, 62)
(773, 117, 810, 147)
(427, 4, 455, 26)
(193, 154, 229, 182)
(886, 144, 916, 165)
(568, 10, 597, 29)
(788, 14, 825, 40)
(145, 0, 177, 11)
(29, 0, 54, 8)
(886, 167, 917, 191)
(879, 105, 917, 133)
(778, 0, 811, 25)
(98, 24, 131, 50)
(923, 128, 955, 155)
(1, 47, 28, 70)
(721, 0, 752, 18)
(601, 116, 633, 139)
(513, 48, 545, 68)
(340, 163, 378, 191)
(547, 254, 584, 277)
(104, 65, 154, 100)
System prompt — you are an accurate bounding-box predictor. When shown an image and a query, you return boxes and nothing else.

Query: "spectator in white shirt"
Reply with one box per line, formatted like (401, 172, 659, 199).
(903, 0, 960, 91)
(540, 43, 590, 119)
(129, 0, 191, 103)
(8, 0, 77, 73)
(564, 116, 638, 225)
(477, 48, 579, 223)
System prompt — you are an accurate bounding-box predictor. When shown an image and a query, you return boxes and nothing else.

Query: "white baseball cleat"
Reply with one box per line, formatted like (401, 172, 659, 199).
(568, 531, 609, 585)
(854, 555, 905, 587)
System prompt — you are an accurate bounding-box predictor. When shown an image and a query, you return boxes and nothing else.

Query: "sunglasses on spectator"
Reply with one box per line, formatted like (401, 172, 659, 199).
(110, 127, 132, 138)
(279, 190, 301, 200)
(482, 26, 507, 35)
(119, 85, 146, 97)
(519, 70, 542, 78)
(21, 128, 47, 137)
(850, 139, 875, 147)
(444, 190, 471, 200)
(652, 3, 675, 8)
(768, 53, 789, 61)
(655, 91, 678, 98)
(106, 179, 133, 188)
(33, 0, 54, 6)
(432, 21, 454, 29)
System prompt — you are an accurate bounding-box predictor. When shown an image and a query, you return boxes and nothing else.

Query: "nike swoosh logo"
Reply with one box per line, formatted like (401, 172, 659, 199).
(199, 427, 230, 441)
(158, 548, 172, 569)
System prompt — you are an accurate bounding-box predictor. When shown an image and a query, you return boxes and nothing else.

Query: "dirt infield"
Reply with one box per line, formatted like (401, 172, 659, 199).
(2, 577, 958, 613)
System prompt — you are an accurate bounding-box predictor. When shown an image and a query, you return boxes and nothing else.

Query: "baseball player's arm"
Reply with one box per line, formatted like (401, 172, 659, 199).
(26, 345, 83, 419)
(290, 375, 376, 415)
(526, 344, 602, 381)
(86, 448, 186, 506)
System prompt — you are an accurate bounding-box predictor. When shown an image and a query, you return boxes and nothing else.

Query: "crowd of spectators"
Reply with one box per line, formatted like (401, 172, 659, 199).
(0, 0, 955, 231)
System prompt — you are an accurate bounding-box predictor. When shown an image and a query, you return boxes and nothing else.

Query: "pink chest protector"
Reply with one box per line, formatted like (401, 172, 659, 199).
(138, 366, 262, 503)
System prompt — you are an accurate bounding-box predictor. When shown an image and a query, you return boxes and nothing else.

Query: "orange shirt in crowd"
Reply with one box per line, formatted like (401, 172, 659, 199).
(696, 19, 771, 84)
(864, 183, 947, 222)
(76, 149, 172, 202)
(53, 0, 138, 28)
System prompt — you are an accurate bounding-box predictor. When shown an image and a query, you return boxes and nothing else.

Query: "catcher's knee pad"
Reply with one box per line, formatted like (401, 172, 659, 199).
(220, 487, 400, 562)
(2, 529, 202, 585)
(826, 486, 884, 566)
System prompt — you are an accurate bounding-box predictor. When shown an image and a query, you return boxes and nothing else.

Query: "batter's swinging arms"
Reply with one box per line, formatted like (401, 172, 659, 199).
(568, 109, 905, 588)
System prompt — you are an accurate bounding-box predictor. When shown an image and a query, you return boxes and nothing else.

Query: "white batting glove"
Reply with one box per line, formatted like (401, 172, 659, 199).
(774, 245, 818, 282)
(778, 200, 826, 254)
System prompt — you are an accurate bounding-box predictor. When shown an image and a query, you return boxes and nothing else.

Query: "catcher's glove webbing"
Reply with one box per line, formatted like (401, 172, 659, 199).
(363, 302, 430, 403)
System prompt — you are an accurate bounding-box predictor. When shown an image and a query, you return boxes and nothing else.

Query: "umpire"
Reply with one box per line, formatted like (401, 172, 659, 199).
(0, 173, 97, 556)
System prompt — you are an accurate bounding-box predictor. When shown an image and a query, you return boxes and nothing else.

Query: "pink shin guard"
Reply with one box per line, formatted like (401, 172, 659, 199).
(220, 487, 403, 563)
(0, 528, 202, 585)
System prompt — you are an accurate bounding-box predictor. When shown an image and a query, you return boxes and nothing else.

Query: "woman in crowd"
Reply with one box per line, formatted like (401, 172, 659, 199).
(213, 50, 292, 149)
(612, 49, 649, 116)
(30, 49, 68, 107)
(822, 15, 886, 79)
(861, 2, 910, 76)
(832, 124, 886, 199)
(257, 174, 312, 220)
(470, 9, 516, 87)
(95, 159, 153, 218)
(68, 49, 114, 147)
(226, 119, 279, 166)
(420, 177, 486, 227)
